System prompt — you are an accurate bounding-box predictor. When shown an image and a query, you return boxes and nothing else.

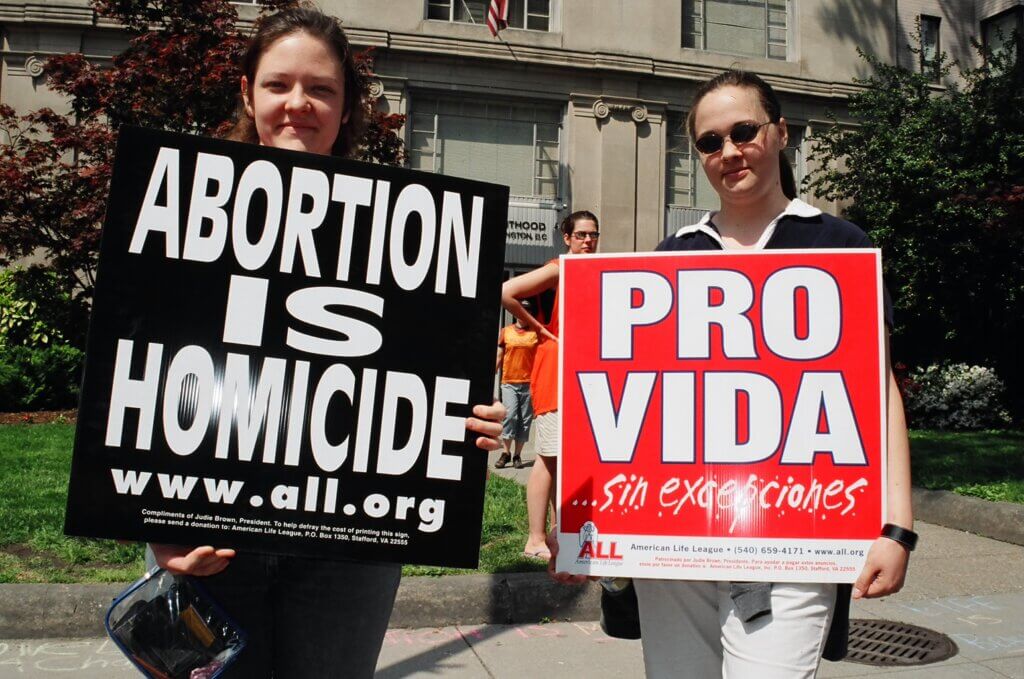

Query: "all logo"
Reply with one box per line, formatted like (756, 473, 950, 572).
(576, 521, 623, 560)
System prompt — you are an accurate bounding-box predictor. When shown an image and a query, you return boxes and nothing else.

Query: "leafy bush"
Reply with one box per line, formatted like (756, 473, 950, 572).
(902, 363, 1012, 430)
(0, 267, 88, 411)
(806, 39, 1024, 415)
(0, 344, 84, 411)
(0, 267, 89, 349)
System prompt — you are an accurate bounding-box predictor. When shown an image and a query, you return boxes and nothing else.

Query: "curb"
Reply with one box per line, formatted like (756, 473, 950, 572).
(389, 572, 598, 628)
(911, 487, 1024, 546)
(0, 573, 599, 639)
(0, 583, 123, 639)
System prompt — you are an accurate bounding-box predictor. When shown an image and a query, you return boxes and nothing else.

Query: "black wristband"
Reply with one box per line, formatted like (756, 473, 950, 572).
(881, 523, 918, 551)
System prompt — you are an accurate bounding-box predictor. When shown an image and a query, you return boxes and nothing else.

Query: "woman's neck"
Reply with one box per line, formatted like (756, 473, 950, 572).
(714, 192, 793, 247)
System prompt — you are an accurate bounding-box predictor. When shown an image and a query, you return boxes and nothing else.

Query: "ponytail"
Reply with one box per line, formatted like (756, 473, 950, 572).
(778, 151, 797, 199)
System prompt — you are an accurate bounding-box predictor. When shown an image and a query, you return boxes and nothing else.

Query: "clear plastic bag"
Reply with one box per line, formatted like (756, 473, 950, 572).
(105, 566, 246, 679)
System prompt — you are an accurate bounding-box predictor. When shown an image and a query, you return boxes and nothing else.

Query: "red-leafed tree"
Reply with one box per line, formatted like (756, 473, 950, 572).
(0, 0, 405, 305)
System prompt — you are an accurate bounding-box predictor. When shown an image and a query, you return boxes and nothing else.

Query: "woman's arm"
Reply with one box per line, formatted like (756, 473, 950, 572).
(853, 334, 913, 599)
(501, 262, 561, 341)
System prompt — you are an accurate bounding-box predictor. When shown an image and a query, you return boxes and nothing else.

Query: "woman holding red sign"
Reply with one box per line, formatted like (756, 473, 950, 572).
(502, 210, 600, 560)
(146, 8, 504, 678)
(621, 70, 914, 678)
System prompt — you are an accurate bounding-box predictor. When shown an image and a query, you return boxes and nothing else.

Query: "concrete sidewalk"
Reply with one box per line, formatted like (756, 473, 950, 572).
(2, 590, 1022, 677)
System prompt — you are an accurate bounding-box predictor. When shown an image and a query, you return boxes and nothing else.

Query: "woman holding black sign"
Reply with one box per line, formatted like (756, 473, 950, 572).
(627, 70, 916, 678)
(148, 8, 504, 678)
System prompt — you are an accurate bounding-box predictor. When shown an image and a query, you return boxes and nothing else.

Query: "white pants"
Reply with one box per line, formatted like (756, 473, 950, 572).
(634, 580, 837, 679)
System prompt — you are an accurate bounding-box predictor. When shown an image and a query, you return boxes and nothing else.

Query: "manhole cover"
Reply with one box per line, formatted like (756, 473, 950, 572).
(845, 619, 958, 666)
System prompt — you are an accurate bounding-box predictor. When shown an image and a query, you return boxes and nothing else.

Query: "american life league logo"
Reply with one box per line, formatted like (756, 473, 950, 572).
(576, 521, 623, 561)
(63, 127, 509, 568)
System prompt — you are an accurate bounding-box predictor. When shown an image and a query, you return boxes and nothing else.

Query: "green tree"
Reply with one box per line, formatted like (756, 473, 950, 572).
(807, 39, 1024, 411)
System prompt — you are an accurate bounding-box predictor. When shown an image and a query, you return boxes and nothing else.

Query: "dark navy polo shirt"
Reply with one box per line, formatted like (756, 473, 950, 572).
(656, 209, 894, 328)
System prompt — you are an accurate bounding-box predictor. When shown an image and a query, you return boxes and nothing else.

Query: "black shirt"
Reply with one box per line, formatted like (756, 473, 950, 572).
(656, 209, 894, 328)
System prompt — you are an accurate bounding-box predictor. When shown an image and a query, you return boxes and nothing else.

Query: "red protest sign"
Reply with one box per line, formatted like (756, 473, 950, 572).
(556, 250, 886, 582)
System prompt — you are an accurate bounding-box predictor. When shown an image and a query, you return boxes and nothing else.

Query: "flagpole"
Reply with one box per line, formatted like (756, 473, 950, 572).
(498, 33, 520, 63)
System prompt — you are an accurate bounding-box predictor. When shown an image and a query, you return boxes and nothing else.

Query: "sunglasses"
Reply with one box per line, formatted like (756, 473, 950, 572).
(571, 231, 600, 241)
(694, 121, 772, 155)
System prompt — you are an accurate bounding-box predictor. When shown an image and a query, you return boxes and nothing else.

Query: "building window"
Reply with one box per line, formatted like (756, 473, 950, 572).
(920, 15, 941, 82)
(982, 7, 1023, 70)
(409, 96, 561, 200)
(427, 0, 551, 31)
(665, 114, 804, 231)
(682, 0, 789, 60)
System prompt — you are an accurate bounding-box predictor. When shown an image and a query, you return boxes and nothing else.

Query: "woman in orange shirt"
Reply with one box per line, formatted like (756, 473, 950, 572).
(495, 298, 540, 469)
(501, 210, 600, 558)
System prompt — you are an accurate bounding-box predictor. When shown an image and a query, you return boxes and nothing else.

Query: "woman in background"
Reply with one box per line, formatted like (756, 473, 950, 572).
(501, 210, 600, 559)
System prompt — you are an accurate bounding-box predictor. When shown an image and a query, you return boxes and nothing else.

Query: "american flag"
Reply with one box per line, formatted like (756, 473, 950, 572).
(486, 0, 509, 36)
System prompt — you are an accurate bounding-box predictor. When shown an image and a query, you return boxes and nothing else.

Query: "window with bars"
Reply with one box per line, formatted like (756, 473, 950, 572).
(427, 0, 551, 31)
(682, 0, 789, 60)
(409, 96, 561, 200)
(665, 113, 804, 226)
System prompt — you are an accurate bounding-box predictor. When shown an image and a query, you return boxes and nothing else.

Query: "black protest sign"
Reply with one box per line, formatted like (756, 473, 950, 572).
(64, 127, 509, 568)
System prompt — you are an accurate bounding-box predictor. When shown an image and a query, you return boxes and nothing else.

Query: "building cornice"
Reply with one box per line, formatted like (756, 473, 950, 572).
(0, 1, 261, 28)
(0, 2, 94, 25)
(346, 28, 861, 102)
(0, 7, 863, 103)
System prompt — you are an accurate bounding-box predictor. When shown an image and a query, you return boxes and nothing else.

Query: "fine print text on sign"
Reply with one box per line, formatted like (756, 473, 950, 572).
(64, 127, 509, 568)
(556, 251, 887, 582)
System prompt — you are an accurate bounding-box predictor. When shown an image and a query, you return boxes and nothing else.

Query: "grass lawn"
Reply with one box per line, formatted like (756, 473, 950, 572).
(910, 430, 1024, 504)
(0, 423, 542, 584)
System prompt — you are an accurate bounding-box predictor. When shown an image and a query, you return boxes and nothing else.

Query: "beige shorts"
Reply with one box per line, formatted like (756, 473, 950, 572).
(533, 411, 559, 457)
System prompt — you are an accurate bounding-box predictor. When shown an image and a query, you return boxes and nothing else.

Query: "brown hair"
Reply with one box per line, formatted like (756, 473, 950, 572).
(685, 69, 797, 200)
(226, 6, 366, 158)
(560, 210, 600, 237)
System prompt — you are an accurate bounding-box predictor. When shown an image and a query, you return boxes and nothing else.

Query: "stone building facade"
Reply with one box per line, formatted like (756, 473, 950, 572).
(2, 0, 1020, 272)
